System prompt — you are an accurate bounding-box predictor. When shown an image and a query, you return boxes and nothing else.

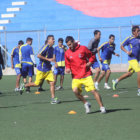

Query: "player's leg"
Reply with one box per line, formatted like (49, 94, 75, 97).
(46, 70, 60, 104)
(72, 78, 91, 114)
(104, 69, 111, 89)
(91, 60, 100, 82)
(112, 71, 133, 90)
(59, 67, 65, 89)
(37, 79, 45, 91)
(137, 71, 140, 95)
(60, 75, 64, 88)
(14, 68, 21, 91)
(95, 70, 106, 90)
(94, 67, 100, 82)
(83, 76, 106, 113)
(0, 64, 2, 80)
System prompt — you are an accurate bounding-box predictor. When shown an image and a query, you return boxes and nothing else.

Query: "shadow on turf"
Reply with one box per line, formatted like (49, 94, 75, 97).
(0, 105, 25, 109)
(89, 108, 132, 114)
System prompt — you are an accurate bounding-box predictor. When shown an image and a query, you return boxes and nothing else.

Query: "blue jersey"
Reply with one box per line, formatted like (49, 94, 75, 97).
(37, 44, 54, 72)
(11, 47, 21, 68)
(121, 36, 140, 61)
(19, 44, 34, 65)
(53, 45, 66, 67)
(99, 42, 115, 62)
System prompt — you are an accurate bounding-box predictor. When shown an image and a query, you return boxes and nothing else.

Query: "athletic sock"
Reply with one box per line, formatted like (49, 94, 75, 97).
(115, 79, 119, 83)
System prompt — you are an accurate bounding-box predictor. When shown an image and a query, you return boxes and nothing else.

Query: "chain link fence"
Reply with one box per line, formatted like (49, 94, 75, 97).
(0, 26, 132, 67)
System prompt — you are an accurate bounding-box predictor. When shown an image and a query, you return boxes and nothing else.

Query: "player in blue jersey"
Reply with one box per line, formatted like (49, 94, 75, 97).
(0, 46, 5, 80)
(11, 40, 24, 91)
(20, 35, 60, 104)
(88, 30, 101, 86)
(53, 38, 67, 90)
(112, 26, 140, 96)
(95, 34, 119, 90)
(19, 37, 36, 93)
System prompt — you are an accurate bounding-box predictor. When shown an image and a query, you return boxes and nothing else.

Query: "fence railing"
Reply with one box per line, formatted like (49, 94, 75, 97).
(0, 25, 135, 67)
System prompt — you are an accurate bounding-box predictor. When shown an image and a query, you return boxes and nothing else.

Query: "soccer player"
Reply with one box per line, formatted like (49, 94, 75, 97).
(95, 35, 119, 90)
(112, 26, 140, 96)
(20, 35, 60, 104)
(19, 37, 36, 93)
(11, 40, 24, 91)
(53, 38, 67, 90)
(88, 30, 101, 86)
(0, 46, 5, 80)
(65, 36, 106, 114)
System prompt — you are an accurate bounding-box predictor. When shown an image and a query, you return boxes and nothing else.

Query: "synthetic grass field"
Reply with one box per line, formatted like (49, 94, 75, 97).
(0, 73, 140, 140)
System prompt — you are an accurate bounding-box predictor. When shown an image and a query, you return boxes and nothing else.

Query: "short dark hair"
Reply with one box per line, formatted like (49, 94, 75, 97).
(109, 34, 115, 39)
(94, 30, 101, 35)
(26, 37, 33, 42)
(58, 38, 64, 43)
(45, 35, 54, 44)
(18, 40, 24, 45)
(132, 26, 139, 33)
(47, 35, 54, 41)
(65, 36, 74, 43)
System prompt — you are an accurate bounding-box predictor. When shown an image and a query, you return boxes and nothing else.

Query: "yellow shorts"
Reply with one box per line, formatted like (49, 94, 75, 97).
(128, 59, 140, 73)
(72, 76, 95, 93)
(34, 70, 54, 86)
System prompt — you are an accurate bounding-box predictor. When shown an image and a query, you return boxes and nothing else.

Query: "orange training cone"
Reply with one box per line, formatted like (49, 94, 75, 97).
(68, 110, 77, 114)
(35, 91, 40, 94)
(83, 95, 89, 98)
(112, 94, 119, 97)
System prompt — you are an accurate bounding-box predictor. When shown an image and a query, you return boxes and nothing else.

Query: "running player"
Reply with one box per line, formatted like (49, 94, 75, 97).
(11, 40, 24, 91)
(20, 35, 60, 104)
(95, 35, 119, 90)
(88, 30, 101, 86)
(65, 36, 106, 114)
(0, 46, 5, 80)
(112, 26, 140, 96)
(53, 38, 67, 90)
(19, 37, 36, 93)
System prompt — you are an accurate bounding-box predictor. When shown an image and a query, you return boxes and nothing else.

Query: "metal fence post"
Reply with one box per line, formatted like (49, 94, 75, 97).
(37, 31, 41, 50)
(4, 31, 7, 67)
(78, 28, 80, 41)
(119, 26, 122, 64)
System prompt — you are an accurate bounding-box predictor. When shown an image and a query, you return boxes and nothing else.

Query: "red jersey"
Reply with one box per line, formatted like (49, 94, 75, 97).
(65, 44, 95, 79)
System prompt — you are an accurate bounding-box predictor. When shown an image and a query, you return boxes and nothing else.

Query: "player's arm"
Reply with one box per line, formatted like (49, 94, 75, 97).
(11, 48, 14, 69)
(37, 54, 54, 62)
(30, 47, 36, 66)
(65, 53, 71, 73)
(62, 45, 67, 52)
(0, 49, 5, 70)
(85, 47, 95, 67)
(112, 45, 120, 57)
(11, 55, 14, 69)
(121, 37, 132, 55)
(97, 44, 104, 62)
(53, 54, 58, 68)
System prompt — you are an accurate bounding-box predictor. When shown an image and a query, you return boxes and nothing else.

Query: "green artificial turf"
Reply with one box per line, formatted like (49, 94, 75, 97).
(0, 73, 140, 140)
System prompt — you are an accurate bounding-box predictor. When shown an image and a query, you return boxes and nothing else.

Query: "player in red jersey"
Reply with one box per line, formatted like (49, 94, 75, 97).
(65, 36, 106, 114)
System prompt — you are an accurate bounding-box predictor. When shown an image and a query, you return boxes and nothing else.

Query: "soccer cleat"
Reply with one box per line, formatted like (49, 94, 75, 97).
(137, 92, 140, 96)
(112, 80, 117, 90)
(84, 102, 91, 114)
(37, 87, 45, 92)
(100, 107, 106, 114)
(104, 84, 111, 89)
(15, 88, 20, 92)
(55, 86, 64, 91)
(19, 83, 25, 95)
(94, 82, 99, 90)
(26, 88, 31, 93)
(51, 97, 61, 104)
